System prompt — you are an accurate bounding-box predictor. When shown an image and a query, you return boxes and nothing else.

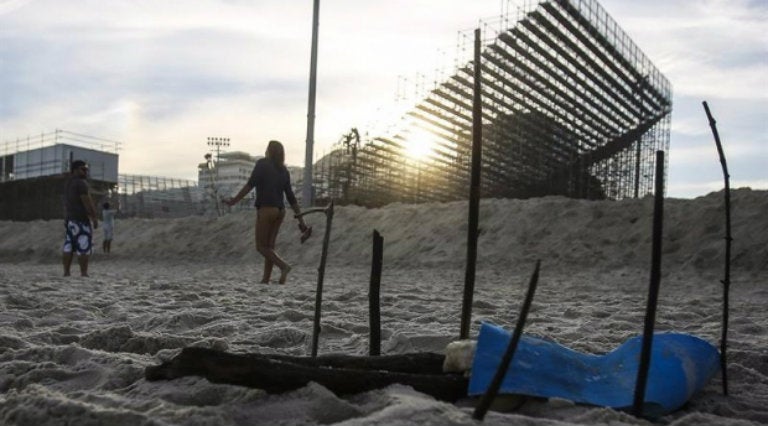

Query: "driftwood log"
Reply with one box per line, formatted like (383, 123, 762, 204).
(145, 347, 468, 402)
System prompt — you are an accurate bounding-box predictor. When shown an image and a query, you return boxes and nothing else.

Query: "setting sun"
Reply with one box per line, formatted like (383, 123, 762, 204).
(403, 128, 438, 161)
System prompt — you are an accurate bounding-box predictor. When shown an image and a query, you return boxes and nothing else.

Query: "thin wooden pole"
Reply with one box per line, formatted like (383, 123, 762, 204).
(460, 28, 483, 340)
(632, 150, 665, 417)
(473, 260, 541, 421)
(703, 101, 731, 395)
(369, 230, 383, 356)
(296, 203, 334, 357)
(311, 201, 334, 357)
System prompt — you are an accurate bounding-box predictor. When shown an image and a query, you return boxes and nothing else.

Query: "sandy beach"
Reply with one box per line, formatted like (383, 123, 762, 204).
(0, 189, 766, 425)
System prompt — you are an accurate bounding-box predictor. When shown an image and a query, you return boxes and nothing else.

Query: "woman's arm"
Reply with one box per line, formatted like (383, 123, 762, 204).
(225, 161, 261, 206)
(290, 202, 306, 227)
(224, 182, 253, 206)
(283, 169, 305, 226)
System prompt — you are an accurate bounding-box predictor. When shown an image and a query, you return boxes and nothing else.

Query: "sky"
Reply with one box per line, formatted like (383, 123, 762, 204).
(0, 0, 766, 199)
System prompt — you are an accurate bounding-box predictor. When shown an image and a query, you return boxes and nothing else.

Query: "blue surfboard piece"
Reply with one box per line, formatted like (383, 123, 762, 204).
(468, 323, 720, 416)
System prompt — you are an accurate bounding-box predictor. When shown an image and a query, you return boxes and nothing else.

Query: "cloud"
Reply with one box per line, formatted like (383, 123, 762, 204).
(610, 0, 768, 100)
(0, 0, 32, 16)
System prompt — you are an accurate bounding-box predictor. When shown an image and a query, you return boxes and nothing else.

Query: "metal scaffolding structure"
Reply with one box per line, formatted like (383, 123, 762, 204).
(1, 129, 121, 184)
(117, 174, 205, 218)
(313, 0, 671, 206)
(0, 129, 122, 158)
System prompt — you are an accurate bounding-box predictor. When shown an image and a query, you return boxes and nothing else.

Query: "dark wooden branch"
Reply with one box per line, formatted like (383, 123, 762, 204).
(633, 150, 665, 417)
(370, 230, 384, 356)
(311, 201, 334, 357)
(703, 100, 731, 396)
(473, 260, 541, 421)
(461, 27, 484, 340)
(145, 347, 467, 402)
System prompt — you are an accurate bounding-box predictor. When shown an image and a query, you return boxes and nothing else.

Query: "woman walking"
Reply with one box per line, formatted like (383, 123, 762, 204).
(224, 140, 306, 284)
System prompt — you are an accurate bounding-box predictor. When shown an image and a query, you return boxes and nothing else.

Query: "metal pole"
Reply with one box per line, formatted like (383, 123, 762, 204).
(633, 80, 643, 198)
(459, 28, 483, 340)
(632, 150, 665, 417)
(634, 139, 642, 198)
(302, 0, 320, 208)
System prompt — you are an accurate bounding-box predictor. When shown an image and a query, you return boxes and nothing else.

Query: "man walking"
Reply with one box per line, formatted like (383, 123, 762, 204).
(62, 160, 99, 276)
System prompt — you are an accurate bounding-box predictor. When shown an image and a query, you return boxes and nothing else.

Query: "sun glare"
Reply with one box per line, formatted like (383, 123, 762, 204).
(404, 128, 437, 161)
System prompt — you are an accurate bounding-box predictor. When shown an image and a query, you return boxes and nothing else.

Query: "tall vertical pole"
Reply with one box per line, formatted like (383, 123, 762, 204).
(302, 0, 320, 208)
(633, 75, 649, 198)
(459, 28, 483, 340)
(633, 81, 643, 198)
(633, 139, 642, 198)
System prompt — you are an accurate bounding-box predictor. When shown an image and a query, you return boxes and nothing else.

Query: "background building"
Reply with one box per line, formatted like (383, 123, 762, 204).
(0, 130, 120, 221)
(0, 130, 204, 220)
(1, 131, 119, 184)
(198, 151, 304, 210)
(198, 151, 262, 208)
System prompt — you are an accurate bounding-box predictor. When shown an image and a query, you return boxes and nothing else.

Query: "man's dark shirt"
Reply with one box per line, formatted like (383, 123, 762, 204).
(246, 158, 297, 209)
(64, 176, 89, 221)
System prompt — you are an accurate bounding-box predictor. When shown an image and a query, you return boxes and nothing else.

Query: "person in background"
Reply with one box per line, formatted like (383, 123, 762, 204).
(62, 160, 99, 276)
(102, 202, 116, 254)
(224, 140, 306, 284)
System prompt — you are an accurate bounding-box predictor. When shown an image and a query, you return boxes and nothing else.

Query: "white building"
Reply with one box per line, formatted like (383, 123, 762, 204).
(2, 143, 118, 184)
(198, 151, 261, 205)
(198, 151, 304, 207)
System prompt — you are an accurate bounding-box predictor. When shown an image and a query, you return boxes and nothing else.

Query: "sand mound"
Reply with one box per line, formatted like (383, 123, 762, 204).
(1, 188, 765, 272)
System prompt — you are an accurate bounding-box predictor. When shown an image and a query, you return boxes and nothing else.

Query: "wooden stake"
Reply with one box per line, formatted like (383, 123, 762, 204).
(632, 150, 665, 417)
(703, 101, 731, 395)
(460, 27, 483, 340)
(369, 230, 383, 356)
(473, 260, 541, 421)
(296, 202, 335, 357)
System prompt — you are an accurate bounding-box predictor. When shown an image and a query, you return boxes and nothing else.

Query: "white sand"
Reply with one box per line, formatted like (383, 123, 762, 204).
(0, 189, 766, 425)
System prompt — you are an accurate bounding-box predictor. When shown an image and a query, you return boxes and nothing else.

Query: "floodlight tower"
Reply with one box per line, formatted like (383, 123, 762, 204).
(206, 137, 229, 217)
(207, 137, 230, 164)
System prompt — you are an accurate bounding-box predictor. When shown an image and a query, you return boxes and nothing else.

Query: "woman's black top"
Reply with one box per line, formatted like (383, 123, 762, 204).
(246, 158, 297, 209)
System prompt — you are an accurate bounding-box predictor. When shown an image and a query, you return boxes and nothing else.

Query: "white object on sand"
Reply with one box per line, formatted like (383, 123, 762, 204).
(443, 339, 477, 373)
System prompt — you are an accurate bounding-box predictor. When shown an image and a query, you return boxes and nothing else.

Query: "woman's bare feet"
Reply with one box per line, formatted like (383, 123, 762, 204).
(278, 265, 292, 284)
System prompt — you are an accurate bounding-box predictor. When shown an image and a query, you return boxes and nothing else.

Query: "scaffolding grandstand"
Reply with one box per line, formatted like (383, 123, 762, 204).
(311, 0, 672, 206)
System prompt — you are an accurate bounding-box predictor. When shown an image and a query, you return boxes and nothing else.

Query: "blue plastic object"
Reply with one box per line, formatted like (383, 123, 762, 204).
(468, 323, 720, 416)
